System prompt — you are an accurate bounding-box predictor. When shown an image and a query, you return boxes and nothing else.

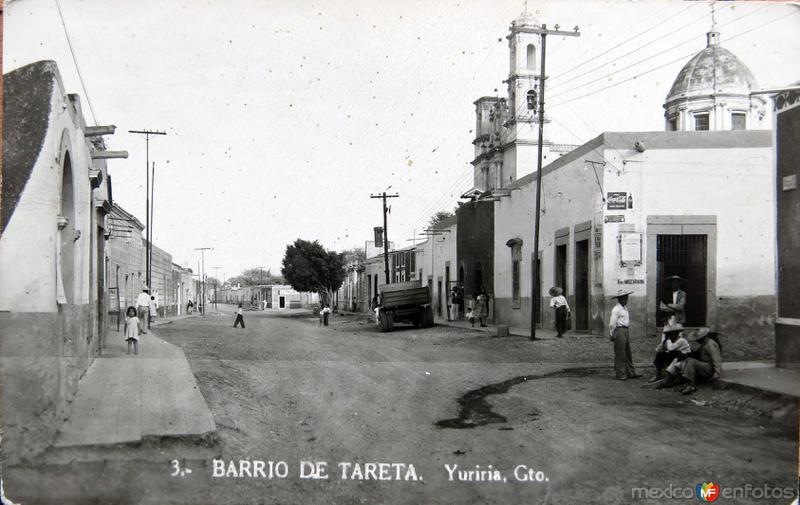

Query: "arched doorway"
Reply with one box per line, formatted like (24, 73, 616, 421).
(59, 151, 76, 305)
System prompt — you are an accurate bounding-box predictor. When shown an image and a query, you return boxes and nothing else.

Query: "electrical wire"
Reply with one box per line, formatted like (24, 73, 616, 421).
(54, 0, 98, 125)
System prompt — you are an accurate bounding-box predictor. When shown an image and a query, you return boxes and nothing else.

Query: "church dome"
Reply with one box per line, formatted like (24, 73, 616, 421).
(665, 31, 758, 105)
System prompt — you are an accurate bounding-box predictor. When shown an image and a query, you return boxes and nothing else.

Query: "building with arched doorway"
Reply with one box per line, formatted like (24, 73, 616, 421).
(0, 61, 123, 463)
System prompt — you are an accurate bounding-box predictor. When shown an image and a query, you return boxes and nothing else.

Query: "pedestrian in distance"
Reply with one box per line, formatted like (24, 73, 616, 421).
(608, 289, 641, 380)
(466, 307, 476, 327)
(123, 306, 141, 355)
(475, 287, 490, 327)
(136, 287, 151, 334)
(187, 299, 194, 315)
(234, 303, 245, 328)
(548, 286, 571, 338)
(149, 295, 158, 324)
(321, 305, 332, 326)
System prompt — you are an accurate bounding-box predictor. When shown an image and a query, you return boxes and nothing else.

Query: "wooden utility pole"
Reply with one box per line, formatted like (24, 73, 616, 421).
(129, 129, 166, 292)
(530, 24, 580, 341)
(370, 192, 399, 285)
(194, 247, 213, 315)
(211, 266, 223, 308)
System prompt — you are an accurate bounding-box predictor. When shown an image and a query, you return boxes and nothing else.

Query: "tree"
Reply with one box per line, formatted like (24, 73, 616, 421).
(228, 267, 285, 287)
(341, 247, 366, 264)
(428, 210, 455, 229)
(281, 239, 345, 306)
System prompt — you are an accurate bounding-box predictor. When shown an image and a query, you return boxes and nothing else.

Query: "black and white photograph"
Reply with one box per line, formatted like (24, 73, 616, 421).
(1, 0, 799, 503)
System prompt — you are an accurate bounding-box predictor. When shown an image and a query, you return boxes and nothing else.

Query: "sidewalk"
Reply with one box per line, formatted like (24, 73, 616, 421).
(435, 317, 587, 340)
(54, 319, 216, 448)
(720, 361, 800, 398)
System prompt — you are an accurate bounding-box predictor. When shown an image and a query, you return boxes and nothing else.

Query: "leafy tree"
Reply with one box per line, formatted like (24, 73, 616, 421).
(281, 239, 345, 306)
(428, 210, 455, 229)
(228, 267, 285, 287)
(341, 247, 366, 264)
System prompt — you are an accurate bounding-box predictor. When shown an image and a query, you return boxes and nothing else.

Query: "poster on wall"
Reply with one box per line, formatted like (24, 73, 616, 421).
(607, 192, 627, 210)
(619, 232, 642, 265)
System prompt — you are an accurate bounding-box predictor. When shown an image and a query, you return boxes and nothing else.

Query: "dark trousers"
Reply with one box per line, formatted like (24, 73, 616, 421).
(234, 314, 245, 328)
(613, 327, 636, 378)
(555, 306, 568, 335)
(654, 350, 684, 376)
(323, 313, 329, 326)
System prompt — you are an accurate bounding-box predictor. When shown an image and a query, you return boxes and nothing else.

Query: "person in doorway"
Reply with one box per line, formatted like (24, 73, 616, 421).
(187, 299, 194, 315)
(457, 283, 465, 320)
(136, 288, 151, 334)
(649, 321, 692, 383)
(608, 289, 641, 380)
(149, 295, 158, 324)
(450, 286, 459, 322)
(475, 287, 490, 327)
(659, 275, 687, 326)
(234, 303, 245, 328)
(123, 306, 141, 355)
(548, 287, 571, 338)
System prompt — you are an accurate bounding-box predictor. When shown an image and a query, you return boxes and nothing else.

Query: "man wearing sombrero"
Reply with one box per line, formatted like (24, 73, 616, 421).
(663, 328, 722, 394)
(659, 275, 686, 326)
(608, 289, 641, 380)
(649, 321, 691, 383)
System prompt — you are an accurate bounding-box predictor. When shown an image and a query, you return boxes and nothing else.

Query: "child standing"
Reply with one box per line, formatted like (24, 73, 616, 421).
(234, 303, 245, 328)
(124, 306, 141, 355)
(466, 307, 476, 327)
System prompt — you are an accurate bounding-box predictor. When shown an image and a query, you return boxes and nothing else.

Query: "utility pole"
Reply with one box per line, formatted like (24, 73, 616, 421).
(370, 192, 399, 285)
(148, 161, 155, 292)
(211, 266, 223, 309)
(529, 24, 580, 341)
(129, 129, 166, 292)
(195, 247, 213, 315)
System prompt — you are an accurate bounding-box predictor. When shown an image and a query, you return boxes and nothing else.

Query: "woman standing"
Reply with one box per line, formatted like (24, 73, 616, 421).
(475, 287, 490, 327)
(548, 287, 570, 338)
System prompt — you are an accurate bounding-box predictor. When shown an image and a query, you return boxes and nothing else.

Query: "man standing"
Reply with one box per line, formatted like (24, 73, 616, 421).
(136, 287, 151, 334)
(659, 275, 687, 326)
(608, 289, 641, 380)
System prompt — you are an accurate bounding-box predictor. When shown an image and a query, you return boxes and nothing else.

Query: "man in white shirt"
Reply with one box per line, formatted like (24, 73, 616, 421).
(608, 289, 640, 380)
(135, 288, 151, 334)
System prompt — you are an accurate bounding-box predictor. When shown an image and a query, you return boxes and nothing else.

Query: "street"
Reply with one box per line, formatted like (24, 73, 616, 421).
(5, 306, 795, 505)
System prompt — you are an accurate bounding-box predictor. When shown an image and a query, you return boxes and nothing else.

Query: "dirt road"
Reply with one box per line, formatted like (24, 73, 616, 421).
(5, 306, 796, 504)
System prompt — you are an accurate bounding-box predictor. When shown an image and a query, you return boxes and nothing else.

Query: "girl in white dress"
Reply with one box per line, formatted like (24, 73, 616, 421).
(124, 306, 141, 355)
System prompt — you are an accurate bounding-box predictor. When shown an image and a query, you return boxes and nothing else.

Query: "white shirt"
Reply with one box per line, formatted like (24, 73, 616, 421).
(608, 303, 630, 335)
(136, 292, 151, 307)
(549, 295, 569, 310)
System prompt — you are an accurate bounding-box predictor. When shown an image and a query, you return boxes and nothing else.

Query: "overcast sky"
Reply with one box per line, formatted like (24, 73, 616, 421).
(5, 0, 800, 279)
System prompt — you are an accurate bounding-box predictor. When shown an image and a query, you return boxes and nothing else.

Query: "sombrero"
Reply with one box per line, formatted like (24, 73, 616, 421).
(548, 287, 563, 296)
(664, 275, 685, 283)
(662, 321, 684, 334)
(609, 289, 633, 299)
(686, 327, 711, 342)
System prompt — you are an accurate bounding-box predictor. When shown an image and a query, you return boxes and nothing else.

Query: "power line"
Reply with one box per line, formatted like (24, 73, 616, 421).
(550, 2, 698, 82)
(549, 8, 800, 110)
(54, 0, 97, 124)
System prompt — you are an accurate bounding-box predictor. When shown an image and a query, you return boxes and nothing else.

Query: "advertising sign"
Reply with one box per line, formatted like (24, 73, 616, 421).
(607, 192, 627, 210)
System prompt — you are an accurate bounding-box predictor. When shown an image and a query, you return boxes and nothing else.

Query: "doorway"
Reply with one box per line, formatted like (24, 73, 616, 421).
(532, 252, 542, 325)
(656, 234, 707, 326)
(555, 244, 567, 296)
(279, 296, 286, 309)
(437, 279, 442, 316)
(574, 239, 590, 330)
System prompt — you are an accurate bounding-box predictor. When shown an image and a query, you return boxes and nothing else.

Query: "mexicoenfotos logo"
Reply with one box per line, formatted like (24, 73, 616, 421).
(695, 482, 720, 502)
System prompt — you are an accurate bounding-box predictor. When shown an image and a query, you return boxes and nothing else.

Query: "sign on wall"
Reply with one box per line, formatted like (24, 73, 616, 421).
(373, 227, 384, 246)
(607, 192, 634, 210)
(618, 232, 642, 266)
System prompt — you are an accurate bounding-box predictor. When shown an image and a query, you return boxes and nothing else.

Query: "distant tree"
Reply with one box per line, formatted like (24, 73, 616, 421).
(341, 247, 366, 264)
(428, 210, 455, 229)
(281, 239, 345, 306)
(228, 267, 285, 287)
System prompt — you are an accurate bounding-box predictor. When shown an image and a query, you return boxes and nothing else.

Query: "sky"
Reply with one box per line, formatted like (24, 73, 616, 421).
(5, 0, 800, 279)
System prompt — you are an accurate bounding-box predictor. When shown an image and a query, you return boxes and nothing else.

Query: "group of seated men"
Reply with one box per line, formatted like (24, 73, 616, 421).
(648, 321, 723, 395)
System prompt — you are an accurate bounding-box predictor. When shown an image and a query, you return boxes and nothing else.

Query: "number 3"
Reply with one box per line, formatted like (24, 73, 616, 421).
(171, 459, 181, 476)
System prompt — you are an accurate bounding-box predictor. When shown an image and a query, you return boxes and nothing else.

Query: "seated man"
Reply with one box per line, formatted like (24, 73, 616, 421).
(649, 321, 691, 383)
(661, 328, 722, 395)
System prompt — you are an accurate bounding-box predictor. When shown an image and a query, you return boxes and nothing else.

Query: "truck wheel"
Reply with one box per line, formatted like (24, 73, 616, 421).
(380, 311, 390, 332)
(425, 306, 434, 327)
(386, 311, 394, 332)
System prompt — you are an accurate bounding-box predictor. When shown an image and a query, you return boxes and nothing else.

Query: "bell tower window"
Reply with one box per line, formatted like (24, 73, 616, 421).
(526, 44, 536, 71)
